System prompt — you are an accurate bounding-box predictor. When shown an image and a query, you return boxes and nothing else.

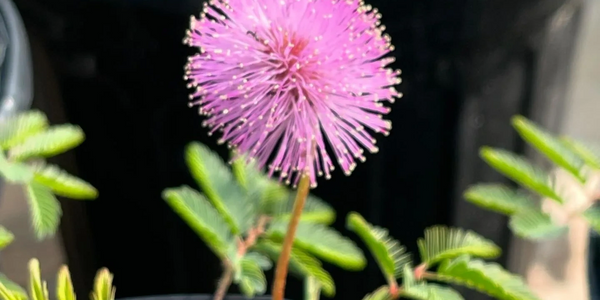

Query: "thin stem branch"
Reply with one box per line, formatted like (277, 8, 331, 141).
(214, 262, 233, 300)
(272, 174, 311, 300)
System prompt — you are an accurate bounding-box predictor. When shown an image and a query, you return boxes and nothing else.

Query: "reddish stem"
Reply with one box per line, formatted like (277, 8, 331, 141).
(272, 174, 311, 300)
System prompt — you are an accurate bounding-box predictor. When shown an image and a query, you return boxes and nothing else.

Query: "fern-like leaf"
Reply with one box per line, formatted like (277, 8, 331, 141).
(32, 164, 97, 200)
(10, 125, 85, 161)
(362, 286, 391, 300)
(269, 220, 366, 270)
(480, 147, 562, 203)
(0, 273, 27, 300)
(0, 110, 48, 149)
(91, 269, 115, 300)
(185, 142, 254, 234)
(436, 255, 539, 300)
(0, 226, 14, 250)
(346, 212, 410, 279)
(582, 206, 600, 234)
(56, 266, 75, 300)
(417, 226, 500, 267)
(512, 116, 585, 181)
(28, 259, 48, 300)
(234, 256, 267, 297)
(254, 240, 335, 297)
(25, 182, 62, 240)
(562, 138, 600, 170)
(402, 265, 464, 300)
(162, 186, 233, 258)
(509, 210, 568, 240)
(272, 193, 335, 225)
(464, 184, 536, 215)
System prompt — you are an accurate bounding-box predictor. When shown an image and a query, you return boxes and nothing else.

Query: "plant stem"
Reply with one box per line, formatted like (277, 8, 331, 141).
(272, 174, 311, 300)
(214, 263, 233, 300)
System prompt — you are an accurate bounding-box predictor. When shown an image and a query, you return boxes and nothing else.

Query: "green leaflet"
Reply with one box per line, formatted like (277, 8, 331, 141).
(0, 226, 14, 250)
(436, 256, 539, 300)
(402, 284, 464, 300)
(91, 269, 115, 300)
(464, 184, 536, 215)
(480, 147, 562, 203)
(582, 206, 600, 234)
(56, 267, 75, 300)
(234, 256, 267, 297)
(272, 193, 335, 225)
(185, 142, 254, 234)
(512, 116, 585, 182)
(254, 240, 335, 297)
(28, 259, 48, 300)
(25, 182, 62, 240)
(346, 212, 410, 280)
(32, 164, 97, 200)
(562, 138, 600, 170)
(509, 210, 568, 240)
(402, 265, 463, 300)
(162, 186, 233, 258)
(269, 220, 366, 270)
(10, 125, 85, 161)
(362, 286, 391, 300)
(0, 273, 27, 300)
(417, 226, 500, 266)
(0, 110, 48, 150)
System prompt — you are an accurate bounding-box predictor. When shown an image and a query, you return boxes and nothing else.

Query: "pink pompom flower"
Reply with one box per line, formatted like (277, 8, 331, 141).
(185, 0, 402, 187)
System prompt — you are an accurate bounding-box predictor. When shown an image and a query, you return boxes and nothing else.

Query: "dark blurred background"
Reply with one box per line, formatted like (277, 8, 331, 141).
(0, 0, 598, 300)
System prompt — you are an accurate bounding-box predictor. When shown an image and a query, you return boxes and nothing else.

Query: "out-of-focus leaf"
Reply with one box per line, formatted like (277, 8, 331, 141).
(185, 142, 254, 234)
(32, 164, 97, 200)
(0, 110, 48, 150)
(28, 259, 48, 300)
(464, 184, 536, 215)
(254, 240, 335, 297)
(162, 186, 233, 258)
(56, 266, 75, 300)
(512, 116, 585, 181)
(0, 273, 27, 300)
(269, 220, 365, 270)
(0, 226, 14, 250)
(0, 152, 32, 184)
(234, 256, 267, 297)
(480, 147, 562, 203)
(272, 193, 335, 225)
(231, 155, 288, 206)
(362, 286, 391, 300)
(402, 265, 464, 300)
(562, 138, 600, 170)
(509, 210, 568, 240)
(25, 182, 62, 240)
(10, 125, 85, 161)
(91, 268, 115, 300)
(436, 256, 539, 300)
